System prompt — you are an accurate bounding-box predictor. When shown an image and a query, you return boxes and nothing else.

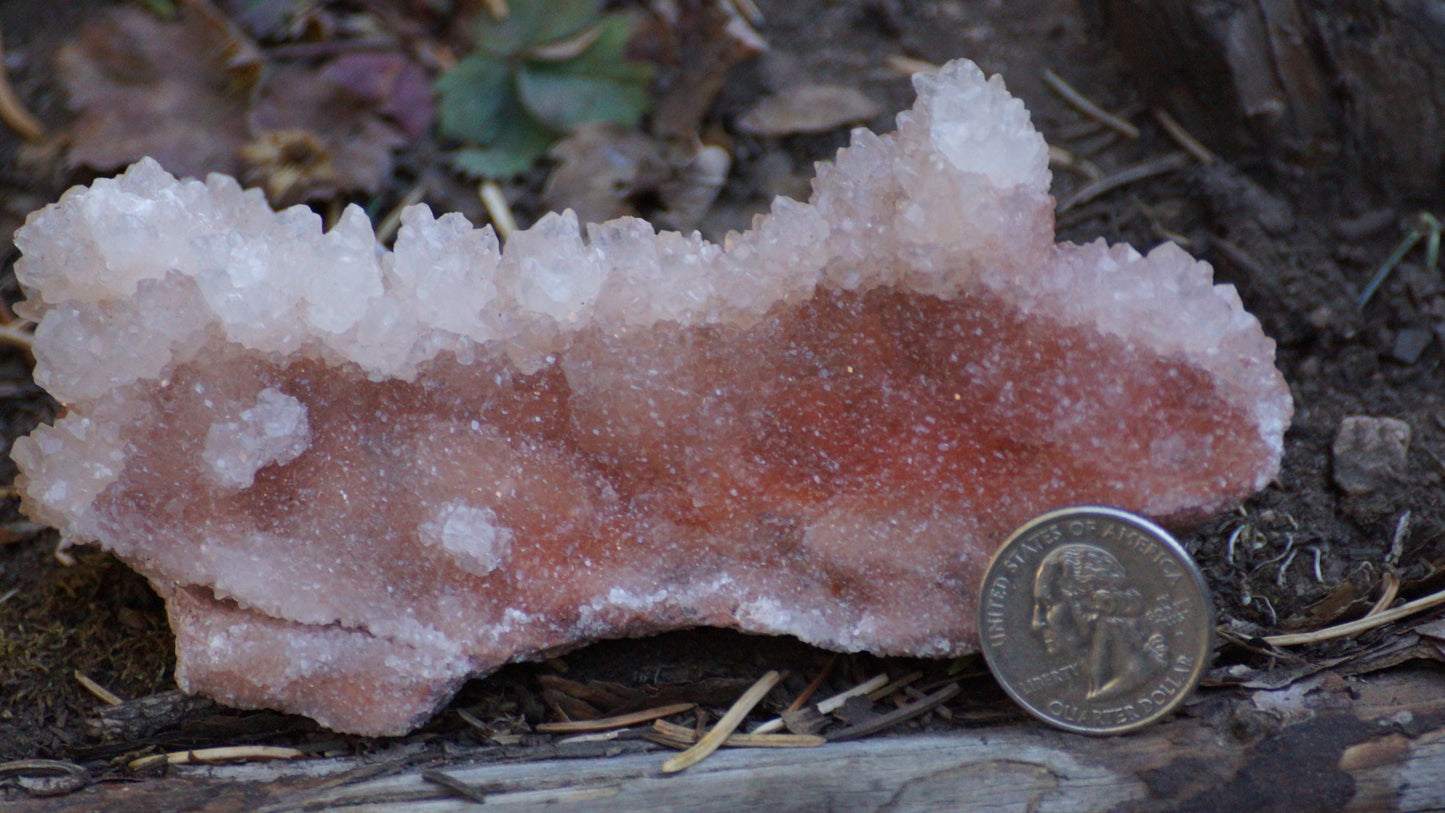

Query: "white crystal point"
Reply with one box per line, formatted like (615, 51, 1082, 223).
(918, 59, 1050, 191)
(202, 388, 312, 490)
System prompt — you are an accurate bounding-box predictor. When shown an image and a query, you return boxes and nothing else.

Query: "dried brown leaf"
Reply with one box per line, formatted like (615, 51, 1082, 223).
(244, 53, 428, 203)
(56, 0, 262, 178)
(736, 84, 882, 136)
(636, 0, 767, 141)
(543, 124, 729, 229)
(542, 122, 666, 224)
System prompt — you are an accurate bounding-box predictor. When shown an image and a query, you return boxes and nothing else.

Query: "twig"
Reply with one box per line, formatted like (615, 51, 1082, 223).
(1048, 145, 1104, 181)
(813, 673, 888, 714)
(1057, 152, 1191, 213)
(455, 706, 489, 734)
(885, 55, 940, 77)
(752, 673, 888, 735)
(727, 0, 765, 26)
(374, 184, 427, 246)
(650, 720, 823, 749)
(1151, 108, 1215, 163)
(1042, 69, 1139, 140)
(422, 768, 490, 804)
(786, 654, 839, 713)
(1275, 547, 1297, 587)
(1359, 213, 1440, 308)
(1387, 511, 1411, 569)
(825, 683, 961, 742)
(1368, 571, 1400, 618)
(536, 702, 695, 734)
(479, 181, 517, 241)
(1226, 524, 1247, 565)
(1264, 584, 1445, 646)
(555, 728, 638, 745)
(74, 671, 123, 706)
(866, 671, 923, 702)
(128, 745, 304, 771)
(906, 685, 953, 721)
(1258, 593, 1277, 626)
(0, 25, 44, 143)
(0, 322, 34, 351)
(661, 670, 782, 773)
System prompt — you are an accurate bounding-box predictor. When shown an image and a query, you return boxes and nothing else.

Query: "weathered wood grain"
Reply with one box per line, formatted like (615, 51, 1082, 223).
(9, 667, 1445, 812)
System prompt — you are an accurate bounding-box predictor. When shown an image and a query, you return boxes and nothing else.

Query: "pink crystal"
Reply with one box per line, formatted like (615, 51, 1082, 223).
(12, 60, 1290, 735)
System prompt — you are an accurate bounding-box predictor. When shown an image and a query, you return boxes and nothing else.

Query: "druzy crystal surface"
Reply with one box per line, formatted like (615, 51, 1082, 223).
(12, 60, 1291, 735)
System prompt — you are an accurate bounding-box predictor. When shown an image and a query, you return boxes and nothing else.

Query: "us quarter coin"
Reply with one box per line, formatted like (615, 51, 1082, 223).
(977, 506, 1213, 735)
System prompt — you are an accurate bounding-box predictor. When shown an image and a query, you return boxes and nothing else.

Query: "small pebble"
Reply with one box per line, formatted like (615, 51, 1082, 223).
(1332, 416, 1411, 495)
(1391, 328, 1433, 364)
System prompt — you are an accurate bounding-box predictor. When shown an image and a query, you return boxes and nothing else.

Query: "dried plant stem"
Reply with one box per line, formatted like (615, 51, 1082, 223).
(0, 25, 44, 143)
(886, 55, 940, 77)
(1049, 145, 1104, 181)
(536, 702, 696, 734)
(0, 322, 34, 351)
(74, 671, 123, 706)
(374, 184, 427, 246)
(661, 670, 781, 773)
(1042, 69, 1139, 140)
(727, 0, 765, 26)
(1264, 584, 1445, 647)
(866, 671, 923, 702)
(1359, 213, 1440, 308)
(455, 706, 489, 734)
(128, 745, 304, 771)
(422, 769, 490, 804)
(651, 720, 822, 748)
(479, 181, 517, 241)
(1368, 572, 1401, 618)
(786, 654, 839, 713)
(1151, 108, 1216, 164)
(1057, 152, 1191, 213)
(752, 672, 888, 735)
(825, 683, 961, 742)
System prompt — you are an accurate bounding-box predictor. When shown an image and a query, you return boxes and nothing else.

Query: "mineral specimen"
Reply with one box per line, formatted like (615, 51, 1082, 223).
(12, 60, 1291, 735)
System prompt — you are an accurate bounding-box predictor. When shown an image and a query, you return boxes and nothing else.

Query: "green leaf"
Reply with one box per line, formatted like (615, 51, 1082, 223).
(515, 15, 652, 132)
(516, 68, 650, 132)
(447, 98, 556, 178)
(562, 13, 653, 84)
(475, 0, 600, 57)
(434, 54, 511, 144)
(135, 0, 178, 18)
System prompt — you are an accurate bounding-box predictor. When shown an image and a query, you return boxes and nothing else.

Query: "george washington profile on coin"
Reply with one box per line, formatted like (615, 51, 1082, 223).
(1031, 543, 1171, 701)
(979, 506, 1213, 735)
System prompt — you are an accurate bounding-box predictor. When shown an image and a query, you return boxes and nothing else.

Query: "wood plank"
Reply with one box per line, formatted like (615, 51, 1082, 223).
(10, 668, 1445, 811)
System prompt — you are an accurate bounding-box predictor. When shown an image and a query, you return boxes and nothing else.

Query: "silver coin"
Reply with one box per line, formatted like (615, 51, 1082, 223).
(977, 505, 1213, 735)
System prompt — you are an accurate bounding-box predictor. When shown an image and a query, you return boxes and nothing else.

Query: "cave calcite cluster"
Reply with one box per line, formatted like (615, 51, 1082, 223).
(12, 60, 1290, 735)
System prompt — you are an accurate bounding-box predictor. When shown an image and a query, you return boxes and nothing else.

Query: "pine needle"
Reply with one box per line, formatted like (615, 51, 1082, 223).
(661, 670, 782, 773)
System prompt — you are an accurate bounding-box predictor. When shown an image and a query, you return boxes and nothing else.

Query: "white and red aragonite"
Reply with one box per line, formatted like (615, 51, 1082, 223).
(11, 60, 1290, 735)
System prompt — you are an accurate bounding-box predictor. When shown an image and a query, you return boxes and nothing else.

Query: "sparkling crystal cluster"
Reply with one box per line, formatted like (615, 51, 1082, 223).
(12, 61, 1290, 735)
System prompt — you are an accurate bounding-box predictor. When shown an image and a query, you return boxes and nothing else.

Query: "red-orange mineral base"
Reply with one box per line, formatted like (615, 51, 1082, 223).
(12, 60, 1289, 735)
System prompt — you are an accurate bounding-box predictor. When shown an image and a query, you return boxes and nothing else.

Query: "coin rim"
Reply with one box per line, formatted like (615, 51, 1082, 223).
(976, 505, 1215, 736)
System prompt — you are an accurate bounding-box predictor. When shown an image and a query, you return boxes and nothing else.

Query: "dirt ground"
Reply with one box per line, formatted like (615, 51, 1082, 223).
(2, 0, 1443, 796)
